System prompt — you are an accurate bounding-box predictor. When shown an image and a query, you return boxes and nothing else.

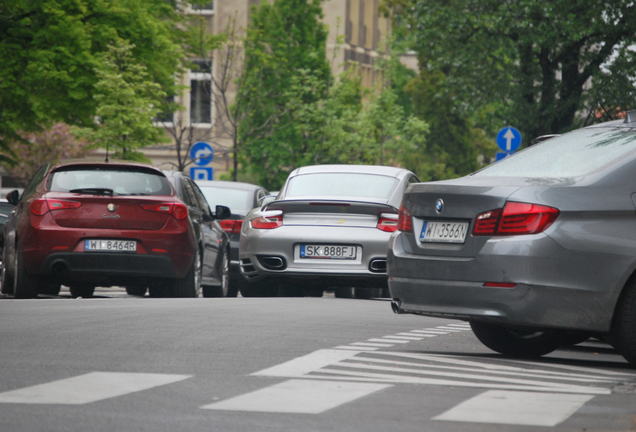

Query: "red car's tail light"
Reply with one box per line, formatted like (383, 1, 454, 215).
(397, 205, 413, 232)
(30, 198, 81, 216)
(220, 219, 243, 233)
(250, 211, 283, 229)
(473, 201, 559, 236)
(377, 212, 399, 232)
(141, 202, 188, 220)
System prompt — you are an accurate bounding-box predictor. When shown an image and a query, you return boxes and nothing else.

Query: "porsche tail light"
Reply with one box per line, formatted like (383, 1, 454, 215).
(250, 211, 283, 229)
(30, 198, 81, 216)
(473, 201, 559, 236)
(141, 202, 188, 220)
(377, 212, 399, 232)
(220, 219, 243, 233)
(397, 205, 413, 232)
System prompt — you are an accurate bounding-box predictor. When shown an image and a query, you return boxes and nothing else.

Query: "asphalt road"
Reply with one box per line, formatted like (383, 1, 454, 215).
(0, 292, 635, 432)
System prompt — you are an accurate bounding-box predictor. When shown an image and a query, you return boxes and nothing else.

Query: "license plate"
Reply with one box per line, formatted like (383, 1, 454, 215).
(300, 244, 356, 260)
(84, 239, 137, 252)
(419, 221, 469, 243)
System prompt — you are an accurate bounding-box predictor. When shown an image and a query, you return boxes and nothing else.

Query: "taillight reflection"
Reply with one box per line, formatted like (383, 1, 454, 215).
(377, 212, 399, 232)
(473, 201, 559, 236)
(397, 205, 413, 232)
(31, 198, 81, 216)
(141, 202, 188, 220)
(220, 219, 244, 233)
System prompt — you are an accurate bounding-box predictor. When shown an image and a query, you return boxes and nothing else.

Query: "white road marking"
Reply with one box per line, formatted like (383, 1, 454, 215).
(433, 390, 594, 426)
(349, 342, 394, 348)
(397, 332, 436, 338)
(0, 372, 190, 405)
(367, 338, 410, 344)
(433, 327, 466, 332)
(252, 349, 359, 377)
(201, 379, 391, 414)
(409, 329, 449, 335)
(381, 335, 423, 341)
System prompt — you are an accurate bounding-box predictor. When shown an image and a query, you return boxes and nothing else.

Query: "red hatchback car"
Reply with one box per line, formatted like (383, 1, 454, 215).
(1, 161, 229, 298)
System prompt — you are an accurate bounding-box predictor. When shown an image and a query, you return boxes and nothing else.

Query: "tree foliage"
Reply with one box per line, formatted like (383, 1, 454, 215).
(237, 0, 332, 188)
(0, 0, 184, 162)
(74, 40, 166, 161)
(385, 0, 636, 142)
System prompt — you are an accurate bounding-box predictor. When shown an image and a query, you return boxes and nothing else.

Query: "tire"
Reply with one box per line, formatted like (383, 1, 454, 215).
(240, 280, 278, 297)
(613, 280, 636, 367)
(13, 251, 40, 298)
(148, 281, 171, 298)
(173, 249, 202, 298)
(203, 250, 230, 298)
(39, 282, 61, 296)
(470, 321, 562, 358)
(126, 285, 147, 297)
(69, 284, 94, 298)
(303, 287, 323, 297)
(334, 287, 355, 298)
(1, 261, 14, 295)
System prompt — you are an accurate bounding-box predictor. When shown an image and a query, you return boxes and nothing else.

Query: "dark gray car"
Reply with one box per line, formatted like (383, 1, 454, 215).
(388, 114, 636, 367)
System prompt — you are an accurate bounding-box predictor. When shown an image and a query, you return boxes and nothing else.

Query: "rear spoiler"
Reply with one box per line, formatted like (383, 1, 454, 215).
(264, 199, 396, 216)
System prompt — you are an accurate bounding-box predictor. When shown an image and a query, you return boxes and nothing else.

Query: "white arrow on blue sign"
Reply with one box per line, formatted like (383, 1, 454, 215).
(496, 126, 522, 152)
(190, 142, 214, 166)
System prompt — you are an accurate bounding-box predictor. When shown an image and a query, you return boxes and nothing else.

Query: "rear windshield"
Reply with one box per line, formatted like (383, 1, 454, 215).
(199, 186, 253, 215)
(49, 168, 172, 196)
(475, 127, 636, 178)
(285, 173, 398, 200)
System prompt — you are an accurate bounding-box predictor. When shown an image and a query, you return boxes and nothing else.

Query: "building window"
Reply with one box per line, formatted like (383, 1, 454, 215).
(190, 59, 212, 125)
(190, 1, 214, 13)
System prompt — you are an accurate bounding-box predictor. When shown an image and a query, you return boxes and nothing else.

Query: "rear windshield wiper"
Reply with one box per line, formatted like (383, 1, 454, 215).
(69, 188, 114, 196)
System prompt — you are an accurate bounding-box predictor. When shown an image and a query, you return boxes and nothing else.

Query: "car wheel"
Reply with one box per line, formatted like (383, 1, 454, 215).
(148, 281, 171, 298)
(39, 282, 61, 296)
(240, 280, 278, 297)
(69, 284, 95, 298)
(13, 251, 40, 298)
(174, 249, 202, 298)
(470, 321, 562, 358)
(1, 260, 14, 295)
(303, 287, 323, 297)
(334, 287, 355, 298)
(203, 250, 230, 298)
(612, 280, 636, 367)
(126, 285, 147, 297)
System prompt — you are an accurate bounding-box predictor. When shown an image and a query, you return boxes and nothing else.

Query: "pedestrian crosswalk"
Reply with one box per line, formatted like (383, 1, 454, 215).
(0, 325, 633, 427)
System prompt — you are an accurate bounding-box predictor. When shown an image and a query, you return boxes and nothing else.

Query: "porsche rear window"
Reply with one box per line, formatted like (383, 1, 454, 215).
(475, 127, 636, 178)
(49, 168, 172, 196)
(285, 173, 397, 200)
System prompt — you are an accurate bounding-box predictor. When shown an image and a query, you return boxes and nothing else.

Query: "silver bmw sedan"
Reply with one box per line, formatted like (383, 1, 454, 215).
(388, 114, 636, 367)
(239, 164, 418, 298)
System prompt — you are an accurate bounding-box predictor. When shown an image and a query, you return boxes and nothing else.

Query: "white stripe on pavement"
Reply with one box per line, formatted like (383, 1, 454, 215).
(252, 349, 359, 377)
(433, 390, 594, 426)
(349, 342, 394, 348)
(367, 338, 410, 344)
(335, 346, 379, 351)
(0, 372, 190, 405)
(201, 379, 391, 414)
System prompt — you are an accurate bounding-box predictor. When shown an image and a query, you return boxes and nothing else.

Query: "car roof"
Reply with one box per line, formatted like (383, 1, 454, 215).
(289, 164, 412, 178)
(195, 180, 264, 191)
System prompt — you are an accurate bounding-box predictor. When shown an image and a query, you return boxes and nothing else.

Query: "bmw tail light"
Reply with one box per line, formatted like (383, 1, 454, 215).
(141, 202, 188, 220)
(397, 205, 413, 232)
(473, 201, 559, 236)
(220, 219, 243, 233)
(377, 212, 399, 232)
(31, 198, 81, 216)
(250, 211, 283, 229)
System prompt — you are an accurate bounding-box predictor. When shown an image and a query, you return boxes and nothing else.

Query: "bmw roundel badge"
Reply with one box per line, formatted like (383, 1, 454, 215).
(434, 198, 444, 214)
(107, 203, 116, 212)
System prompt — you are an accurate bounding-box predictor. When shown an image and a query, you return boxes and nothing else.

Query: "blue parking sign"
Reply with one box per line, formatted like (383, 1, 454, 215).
(189, 167, 213, 181)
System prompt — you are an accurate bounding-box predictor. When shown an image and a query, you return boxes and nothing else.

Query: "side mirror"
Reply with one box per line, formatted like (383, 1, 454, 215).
(214, 205, 231, 220)
(6, 190, 19, 206)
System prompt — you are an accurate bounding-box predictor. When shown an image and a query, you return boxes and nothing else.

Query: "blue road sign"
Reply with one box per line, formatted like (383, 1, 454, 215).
(496, 126, 522, 152)
(495, 152, 511, 161)
(189, 167, 213, 181)
(189, 142, 214, 166)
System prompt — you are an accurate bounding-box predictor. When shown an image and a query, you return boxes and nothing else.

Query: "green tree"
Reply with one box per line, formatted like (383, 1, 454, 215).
(384, 0, 636, 141)
(74, 40, 166, 161)
(237, 0, 332, 189)
(0, 0, 183, 162)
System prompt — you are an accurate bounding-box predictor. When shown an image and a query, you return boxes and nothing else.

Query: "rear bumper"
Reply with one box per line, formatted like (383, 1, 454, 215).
(388, 232, 624, 333)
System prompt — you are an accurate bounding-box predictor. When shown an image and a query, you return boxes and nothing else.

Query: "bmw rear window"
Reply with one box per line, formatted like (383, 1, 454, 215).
(475, 127, 636, 178)
(49, 167, 172, 196)
(285, 173, 398, 200)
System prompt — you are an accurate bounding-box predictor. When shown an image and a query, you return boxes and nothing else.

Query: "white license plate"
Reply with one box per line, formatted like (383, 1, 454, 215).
(419, 221, 469, 243)
(300, 244, 356, 260)
(84, 239, 137, 252)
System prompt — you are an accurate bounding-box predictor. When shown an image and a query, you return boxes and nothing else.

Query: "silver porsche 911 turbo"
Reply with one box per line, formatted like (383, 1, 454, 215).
(239, 164, 418, 297)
